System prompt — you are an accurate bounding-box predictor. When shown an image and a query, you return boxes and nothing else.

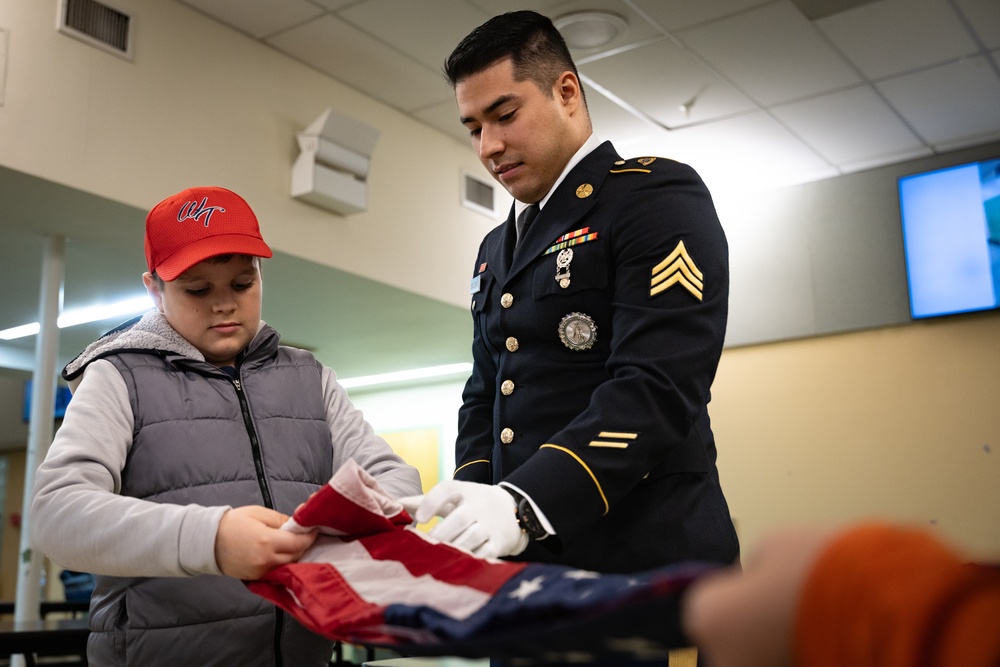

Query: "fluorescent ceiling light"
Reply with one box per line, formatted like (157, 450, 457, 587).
(339, 362, 473, 390)
(0, 295, 153, 340)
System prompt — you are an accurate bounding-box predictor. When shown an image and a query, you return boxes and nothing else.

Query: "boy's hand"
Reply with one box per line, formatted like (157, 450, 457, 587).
(215, 505, 318, 580)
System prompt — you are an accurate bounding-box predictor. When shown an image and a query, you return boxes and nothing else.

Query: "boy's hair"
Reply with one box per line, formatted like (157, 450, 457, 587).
(145, 186, 272, 282)
(150, 254, 262, 288)
(444, 10, 586, 105)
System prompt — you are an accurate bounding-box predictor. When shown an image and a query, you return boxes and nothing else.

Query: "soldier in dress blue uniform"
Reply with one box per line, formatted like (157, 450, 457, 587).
(405, 10, 739, 580)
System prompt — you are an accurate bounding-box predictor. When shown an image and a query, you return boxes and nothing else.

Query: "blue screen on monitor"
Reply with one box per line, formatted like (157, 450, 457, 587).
(898, 157, 1000, 319)
(22, 380, 73, 422)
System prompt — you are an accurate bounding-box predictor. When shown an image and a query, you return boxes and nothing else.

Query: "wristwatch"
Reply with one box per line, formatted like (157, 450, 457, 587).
(504, 487, 548, 541)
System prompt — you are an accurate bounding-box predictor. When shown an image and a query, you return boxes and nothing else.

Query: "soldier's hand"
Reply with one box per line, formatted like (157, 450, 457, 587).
(400, 480, 527, 558)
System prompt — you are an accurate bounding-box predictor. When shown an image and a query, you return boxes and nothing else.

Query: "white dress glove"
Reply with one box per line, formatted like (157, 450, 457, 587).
(399, 480, 528, 559)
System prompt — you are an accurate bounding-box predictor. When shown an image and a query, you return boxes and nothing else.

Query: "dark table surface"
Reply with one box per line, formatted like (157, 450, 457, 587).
(0, 617, 89, 665)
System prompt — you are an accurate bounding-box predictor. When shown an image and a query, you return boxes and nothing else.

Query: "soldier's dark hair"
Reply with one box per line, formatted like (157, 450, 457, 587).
(444, 10, 586, 105)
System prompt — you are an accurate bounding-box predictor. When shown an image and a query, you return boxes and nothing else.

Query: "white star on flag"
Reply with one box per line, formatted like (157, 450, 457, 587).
(563, 570, 601, 580)
(508, 575, 546, 601)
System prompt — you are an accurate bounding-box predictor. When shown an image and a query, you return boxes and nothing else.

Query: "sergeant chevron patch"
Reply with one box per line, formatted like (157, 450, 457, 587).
(650, 240, 703, 301)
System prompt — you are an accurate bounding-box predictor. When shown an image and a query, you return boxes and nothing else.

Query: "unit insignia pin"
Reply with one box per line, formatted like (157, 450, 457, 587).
(558, 312, 597, 351)
(576, 183, 594, 198)
(555, 247, 573, 288)
(638, 157, 656, 166)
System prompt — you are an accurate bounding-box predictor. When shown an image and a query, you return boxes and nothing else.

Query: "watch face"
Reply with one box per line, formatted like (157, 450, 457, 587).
(517, 497, 547, 540)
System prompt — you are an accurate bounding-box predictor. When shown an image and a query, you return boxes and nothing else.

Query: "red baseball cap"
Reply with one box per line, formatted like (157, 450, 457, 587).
(144, 186, 273, 281)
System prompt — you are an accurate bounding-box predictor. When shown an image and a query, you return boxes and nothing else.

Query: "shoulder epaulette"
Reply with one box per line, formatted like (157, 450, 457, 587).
(609, 156, 661, 174)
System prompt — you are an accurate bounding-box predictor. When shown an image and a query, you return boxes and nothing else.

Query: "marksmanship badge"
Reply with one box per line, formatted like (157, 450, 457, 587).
(555, 248, 573, 289)
(558, 312, 597, 351)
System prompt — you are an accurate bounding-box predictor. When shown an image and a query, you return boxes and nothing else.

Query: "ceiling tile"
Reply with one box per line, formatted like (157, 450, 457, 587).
(639, 111, 839, 195)
(816, 0, 980, 80)
(465, 0, 567, 14)
(787, 0, 883, 21)
(836, 145, 933, 175)
(337, 0, 492, 72)
(876, 54, 1000, 147)
(677, 1, 862, 106)
(264, 15, 452, 112)
(631, 0, 773, 32)
(311, 0, 357, 9)
(580, 39, 757, 128)
(177, 0, 325, 40)
(412, 99, 467, 143)
(954, 0, 1000, 50)
(584, 86, 672, 147)
(770, 84, 924, 165)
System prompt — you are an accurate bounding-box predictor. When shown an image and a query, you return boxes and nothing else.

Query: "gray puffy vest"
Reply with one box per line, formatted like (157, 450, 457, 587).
(86, 326, 335, 666)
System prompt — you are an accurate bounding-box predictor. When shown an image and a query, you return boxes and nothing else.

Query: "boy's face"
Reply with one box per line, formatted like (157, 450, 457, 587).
(143, 255, 262, 368)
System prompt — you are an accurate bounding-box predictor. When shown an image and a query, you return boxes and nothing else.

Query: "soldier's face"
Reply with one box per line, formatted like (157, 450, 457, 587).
(456, 57, 578, 204)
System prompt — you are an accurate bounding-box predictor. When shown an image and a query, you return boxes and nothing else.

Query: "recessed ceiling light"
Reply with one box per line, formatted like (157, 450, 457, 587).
(554, 11, 628, 50)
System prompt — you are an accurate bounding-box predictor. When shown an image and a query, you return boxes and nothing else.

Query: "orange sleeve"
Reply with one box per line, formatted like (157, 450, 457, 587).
(794, 523, 1000, 667)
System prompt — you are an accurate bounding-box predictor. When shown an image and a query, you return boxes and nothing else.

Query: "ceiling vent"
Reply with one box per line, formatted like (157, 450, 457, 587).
(57, 0, 134, 61)
(462, 172, 497, 218)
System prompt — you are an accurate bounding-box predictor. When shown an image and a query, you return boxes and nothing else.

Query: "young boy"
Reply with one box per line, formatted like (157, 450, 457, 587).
(30, 186, 422, 666)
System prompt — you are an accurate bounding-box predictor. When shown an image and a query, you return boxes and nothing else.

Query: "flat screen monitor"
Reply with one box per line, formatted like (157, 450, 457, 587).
(22, 381, 73, 422)
(898, 157, 1000, 319)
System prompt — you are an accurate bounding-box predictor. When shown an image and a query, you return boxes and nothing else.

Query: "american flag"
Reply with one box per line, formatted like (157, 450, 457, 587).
(247, 460, 714, 664)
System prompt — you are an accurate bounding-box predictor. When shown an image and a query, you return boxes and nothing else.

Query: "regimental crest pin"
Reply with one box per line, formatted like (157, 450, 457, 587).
(650, 240, 703, 301)
(558, 312, 597, 351)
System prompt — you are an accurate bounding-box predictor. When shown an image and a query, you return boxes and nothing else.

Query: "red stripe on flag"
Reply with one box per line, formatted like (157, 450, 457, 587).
(361, 529, 527, 594)
(249, 562, 396, 644)
(294, 482, 410, 537)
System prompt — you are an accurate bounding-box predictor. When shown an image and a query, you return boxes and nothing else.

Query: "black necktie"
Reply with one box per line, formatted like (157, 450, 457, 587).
(516, 203, 540, 247)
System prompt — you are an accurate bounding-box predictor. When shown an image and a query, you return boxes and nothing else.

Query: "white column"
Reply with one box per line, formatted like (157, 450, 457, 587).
(14, 235, 65, 624)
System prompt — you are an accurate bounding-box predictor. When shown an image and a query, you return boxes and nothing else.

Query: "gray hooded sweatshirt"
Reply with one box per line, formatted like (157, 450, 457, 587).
(30, 310, 421, 666)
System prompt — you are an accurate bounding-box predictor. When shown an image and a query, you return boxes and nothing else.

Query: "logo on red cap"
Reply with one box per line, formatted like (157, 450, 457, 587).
(177, 197, 227, 227)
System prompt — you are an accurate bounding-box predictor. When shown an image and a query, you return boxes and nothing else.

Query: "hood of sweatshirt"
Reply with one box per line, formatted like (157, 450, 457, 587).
(62, 309, 270, 386)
